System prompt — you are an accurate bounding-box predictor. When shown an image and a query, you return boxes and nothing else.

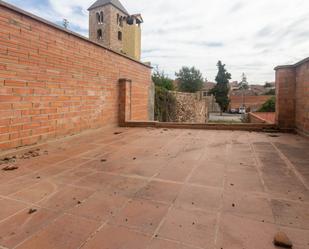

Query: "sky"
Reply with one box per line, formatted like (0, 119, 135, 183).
(5, 0, 309, 84)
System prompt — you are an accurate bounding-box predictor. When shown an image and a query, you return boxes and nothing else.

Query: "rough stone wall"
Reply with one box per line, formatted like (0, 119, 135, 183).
(0, 3, 152, 150)
(170, 92, 207, 123)
(204, 95, 221, 113)
(275, 58, 309, 135)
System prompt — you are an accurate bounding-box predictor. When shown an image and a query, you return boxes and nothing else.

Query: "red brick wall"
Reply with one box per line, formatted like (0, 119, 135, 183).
(249, 112, 275, 124)
(275, 68, 296, 129)
(295, 61, 309, 135)
(275, 58, 309, 135)
(230, 95, 272, 111)
(0, 4, 152, 150)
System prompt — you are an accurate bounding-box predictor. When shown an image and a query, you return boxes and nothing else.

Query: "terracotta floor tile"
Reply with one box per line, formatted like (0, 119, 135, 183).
(148, 238, 198, 249)
(217, 214, 277, 249)
(225, 167, 264, 192)
(68, 191, 128, 221)
(158, 208, 217, 248)
(10, 180, 60, 203)
(0, 207, 59, 248)
(52, 166, 95, 184)
(0, 177, 40, 196)
(81, 225, 151, 249)
(135, 180, 183, 204)
(110, 199, 169, 234)
(156, 160, 193, 182)
(188, 164, 225, 188)
(37, 185, 95, 211)
(15, 214, 100, 249)
(74, 172, 120, 190)
(175, 185, 221, 212)
(222, 190, 274, 223)
(0, 198, 28, 221)
(271, 199, 309, 230)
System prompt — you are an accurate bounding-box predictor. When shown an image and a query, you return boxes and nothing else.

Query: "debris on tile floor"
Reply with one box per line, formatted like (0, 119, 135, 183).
(2, 165, 19, 171)
(28, 208, 37, 214)
(274, 231, 293, 248)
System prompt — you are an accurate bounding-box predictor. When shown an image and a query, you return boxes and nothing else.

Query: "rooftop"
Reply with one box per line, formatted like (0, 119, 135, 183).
(88, 0, 129, 14)
(0, 127, 308, 249)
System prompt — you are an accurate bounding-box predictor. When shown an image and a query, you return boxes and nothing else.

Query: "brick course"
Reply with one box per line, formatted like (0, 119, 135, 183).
(0, 3, 152, 150)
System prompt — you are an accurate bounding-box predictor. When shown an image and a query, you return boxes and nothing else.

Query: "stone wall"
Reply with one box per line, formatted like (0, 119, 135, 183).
(0, 2, 152, 150)
(275, 57, 309, 135)
(170, 91, 207, 123)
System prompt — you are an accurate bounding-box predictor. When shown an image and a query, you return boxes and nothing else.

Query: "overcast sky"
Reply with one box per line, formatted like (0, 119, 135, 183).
(6, 0, 309, 84)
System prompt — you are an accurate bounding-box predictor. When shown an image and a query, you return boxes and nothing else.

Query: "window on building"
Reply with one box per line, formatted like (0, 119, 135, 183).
(97, 29, 103, 40)
(117, 14, 119, 25)
(96, 13, 100, 24)
(118, 31, 122, 41)
(119, 17, 123, 27)
(100, 11, 104, 23)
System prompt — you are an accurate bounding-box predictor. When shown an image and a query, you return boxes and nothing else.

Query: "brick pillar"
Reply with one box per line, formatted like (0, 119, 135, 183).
(275, 67, 296, 129)
(119, 78, 132, 126)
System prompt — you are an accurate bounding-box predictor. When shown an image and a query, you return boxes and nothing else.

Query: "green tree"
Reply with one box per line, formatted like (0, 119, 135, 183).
(258, 96, 276, 112)
(210, 61, 231, 114)
(152, 67, 174, 90)
(152, 67, 176, 122)
(175, 66, 203, 93)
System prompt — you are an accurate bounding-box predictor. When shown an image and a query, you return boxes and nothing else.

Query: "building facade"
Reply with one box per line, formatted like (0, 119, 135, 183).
(88, 0, 143, 61)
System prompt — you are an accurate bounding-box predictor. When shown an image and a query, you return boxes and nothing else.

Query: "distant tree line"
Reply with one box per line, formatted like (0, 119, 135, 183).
(152, 61, 232, 118)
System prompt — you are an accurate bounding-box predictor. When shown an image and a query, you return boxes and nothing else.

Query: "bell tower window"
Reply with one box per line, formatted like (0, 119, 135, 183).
(118, 31, 122, 41)
(100, 11, 104, 23)
(97, 29, 103, 40)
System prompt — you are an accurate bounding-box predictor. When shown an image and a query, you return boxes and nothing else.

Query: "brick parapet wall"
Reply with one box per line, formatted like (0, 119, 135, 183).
(0, 2, 152, 150)
(275, 57, 308, 135)
(248, 112, 275, 124)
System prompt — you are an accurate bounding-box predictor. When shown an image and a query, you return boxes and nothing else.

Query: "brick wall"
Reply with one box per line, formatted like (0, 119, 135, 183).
(248, 112, 275, 124)
(0, 2, 152, 150)
(275, 58, 309, 135)
(229, 95, 273, 111)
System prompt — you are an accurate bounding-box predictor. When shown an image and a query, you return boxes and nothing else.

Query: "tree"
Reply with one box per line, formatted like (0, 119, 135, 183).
(152, 66, 174, 90)
(258, 96, 276, 112)
(152, 66, 176, 122)
(175, 66, 203, 93)
(210, 61, 231, 114)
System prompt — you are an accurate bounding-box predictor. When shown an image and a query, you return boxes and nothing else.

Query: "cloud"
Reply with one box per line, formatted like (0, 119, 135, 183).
(5, 0, 309, 83)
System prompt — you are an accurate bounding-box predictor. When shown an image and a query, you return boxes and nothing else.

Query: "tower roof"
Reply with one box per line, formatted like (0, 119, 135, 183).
(88, 0, 129, 15)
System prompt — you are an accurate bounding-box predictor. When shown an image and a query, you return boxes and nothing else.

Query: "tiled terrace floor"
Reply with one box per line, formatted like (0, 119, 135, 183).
(0, 128, 308, 249)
